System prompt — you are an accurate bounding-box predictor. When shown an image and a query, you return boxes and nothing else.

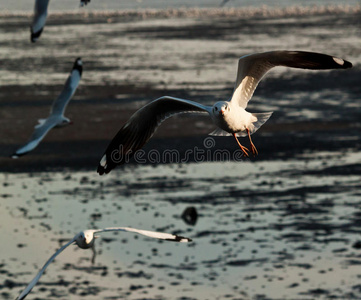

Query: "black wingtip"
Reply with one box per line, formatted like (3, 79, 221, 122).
(166, 235, 192, 243)
(97, 165, 112, 175)
(97, 153, 117, 175)
(332, 56, 353, 69)
(10, 151, 27, 159)
(30, 28, 43, 43)
(342, 60, 352, 69)
(97, 165, 105, 175)
(80, 0, 91, 5)
(72, 57, 83, 76)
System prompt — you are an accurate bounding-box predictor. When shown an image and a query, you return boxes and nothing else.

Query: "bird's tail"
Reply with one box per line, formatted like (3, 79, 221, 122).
(248, 112, 273, 135)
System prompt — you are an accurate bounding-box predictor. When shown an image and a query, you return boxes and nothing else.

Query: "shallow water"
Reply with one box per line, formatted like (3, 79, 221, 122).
(2, 150, 361, 299)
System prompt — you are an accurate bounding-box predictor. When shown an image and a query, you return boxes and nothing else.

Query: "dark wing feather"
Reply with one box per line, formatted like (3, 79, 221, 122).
(230, 50, 352, 108)
(31, 0, 50, 42)
(97, 96, 211, 175)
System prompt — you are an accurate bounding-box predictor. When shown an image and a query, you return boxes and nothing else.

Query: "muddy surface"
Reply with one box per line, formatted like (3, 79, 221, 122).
(0, 6, 361, 300)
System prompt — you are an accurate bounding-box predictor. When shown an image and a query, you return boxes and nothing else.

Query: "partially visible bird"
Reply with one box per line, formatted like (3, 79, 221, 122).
(80, 0, 91, 7)
(30, 0, 50, 42)
(11, 58, 82, 158)
(16, 226, 191, 300)
(97, 51, 352, 175)
(181, 207, 198, 226)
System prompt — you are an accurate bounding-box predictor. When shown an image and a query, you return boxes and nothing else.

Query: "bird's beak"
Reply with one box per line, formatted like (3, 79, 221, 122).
(220, 109, 225, 116)
(69, 121, 74, 125)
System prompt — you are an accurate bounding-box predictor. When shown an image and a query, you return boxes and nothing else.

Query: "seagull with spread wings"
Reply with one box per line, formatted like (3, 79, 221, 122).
(11, 58, 82, 158)
(97, 50, 352, 175)
(16, 226, 191, 300)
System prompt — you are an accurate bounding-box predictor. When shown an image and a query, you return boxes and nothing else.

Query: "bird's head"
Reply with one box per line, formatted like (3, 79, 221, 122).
(212, 101, 230, 118)
(75, 230, 95, 249)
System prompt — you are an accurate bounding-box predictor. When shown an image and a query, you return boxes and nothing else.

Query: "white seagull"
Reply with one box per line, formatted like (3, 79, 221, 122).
(97, 50, 352, 175)
(16, 227, 191, 300)
(11, 58, 82, 158)
(31, 0, 50, 42)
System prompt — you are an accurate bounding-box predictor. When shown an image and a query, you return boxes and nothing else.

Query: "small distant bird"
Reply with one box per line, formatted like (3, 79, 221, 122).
(97, 51, 352, 175)
(80, 0, 91, 6)
(16, 227, 191, 300)
(30, 0, 50, 42)
(11, 58, 82, 158)
(181, 207, 198, 226)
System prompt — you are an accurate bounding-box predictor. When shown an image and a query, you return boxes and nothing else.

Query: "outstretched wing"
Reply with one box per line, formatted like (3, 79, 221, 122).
(11, 117, 58, 158)
(16, 237, 77, 300)
(31, 0, 50, 42)
(97, 96, 211, 175)
(230, 50, 352, 109)
(94, 227, 192, 243)
(50, 58, 82, 117)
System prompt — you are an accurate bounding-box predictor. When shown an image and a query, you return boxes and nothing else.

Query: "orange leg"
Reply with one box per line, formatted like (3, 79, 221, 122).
(233, 133, 249, 157)
(246, 128, 258, 156)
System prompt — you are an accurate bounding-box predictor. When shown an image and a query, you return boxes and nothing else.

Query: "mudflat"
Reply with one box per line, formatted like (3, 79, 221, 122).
(1, 6, 361, 300)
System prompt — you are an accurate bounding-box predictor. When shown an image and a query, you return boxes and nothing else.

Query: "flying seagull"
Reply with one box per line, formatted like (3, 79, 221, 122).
(97, 50, 352, 175)
(16, 227, 191, 300)
(31, 0, 50, 42)
(11, 58, 82, 158)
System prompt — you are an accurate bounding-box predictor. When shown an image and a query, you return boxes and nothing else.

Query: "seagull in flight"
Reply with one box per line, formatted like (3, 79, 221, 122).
(16, 226, 191, 300)
(11, 58, 82, 158)
(97, 50, 352, 175)
(31, 0, 50, 42)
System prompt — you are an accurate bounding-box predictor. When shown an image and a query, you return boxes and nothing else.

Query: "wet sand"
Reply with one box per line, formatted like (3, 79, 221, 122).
(1, 6, 361, 300)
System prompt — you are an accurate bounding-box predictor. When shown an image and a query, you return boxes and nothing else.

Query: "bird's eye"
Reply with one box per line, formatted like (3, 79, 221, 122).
(215, 107, 218, 111)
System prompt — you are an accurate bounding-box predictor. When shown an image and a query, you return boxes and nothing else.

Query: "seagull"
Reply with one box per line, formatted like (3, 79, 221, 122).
(16, 227, 191, 300)
(31, 0, 50, 42)
(97, 50, 352, 175)
(11, 58, 82, 158)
